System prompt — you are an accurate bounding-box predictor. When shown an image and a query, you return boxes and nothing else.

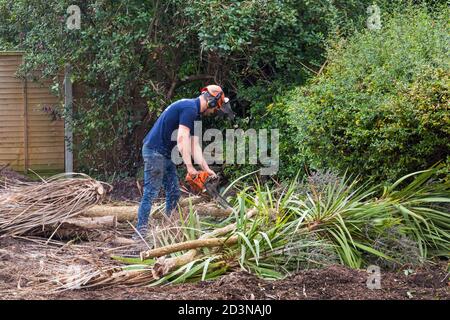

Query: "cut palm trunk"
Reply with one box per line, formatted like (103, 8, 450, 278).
(82, 200, 231, 222)
(179, 196, 204, 207)
(83, 205, 137, 222)
(149, 208, 257, 278)
(194, 204, 233, 217)
(141, 235, 238, 259)
(36, 215, 117, 239)
(61, 215, 117, 229)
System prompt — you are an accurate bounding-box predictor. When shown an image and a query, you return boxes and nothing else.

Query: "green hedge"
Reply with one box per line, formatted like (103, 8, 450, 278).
(284, 6, 449, 181)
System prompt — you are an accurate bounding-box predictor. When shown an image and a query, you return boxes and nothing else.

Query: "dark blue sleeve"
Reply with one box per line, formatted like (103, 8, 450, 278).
(179, 107, 198, 135)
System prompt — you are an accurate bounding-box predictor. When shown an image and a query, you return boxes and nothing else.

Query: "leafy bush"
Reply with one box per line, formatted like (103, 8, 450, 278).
(1, 1, 445, 180)
(284, 6, 449, 181)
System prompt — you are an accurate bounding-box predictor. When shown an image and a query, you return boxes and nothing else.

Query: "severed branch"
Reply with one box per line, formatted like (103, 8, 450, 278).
(140, 235, 238, 259)
(147, 208, 258, 278)
(36, 215, 117, 240)
(82, 197, 228, 222)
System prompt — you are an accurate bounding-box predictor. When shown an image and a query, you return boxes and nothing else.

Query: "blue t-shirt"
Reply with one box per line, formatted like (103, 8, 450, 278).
(143, 98, 201, 158)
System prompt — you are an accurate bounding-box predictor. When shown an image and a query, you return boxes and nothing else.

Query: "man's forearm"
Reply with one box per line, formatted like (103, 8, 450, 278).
(192, 140, 210, 170)
(178, 135, 194, 170)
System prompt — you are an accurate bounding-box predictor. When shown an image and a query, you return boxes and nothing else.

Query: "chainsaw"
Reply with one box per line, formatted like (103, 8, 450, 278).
(185, 171, 232, 209)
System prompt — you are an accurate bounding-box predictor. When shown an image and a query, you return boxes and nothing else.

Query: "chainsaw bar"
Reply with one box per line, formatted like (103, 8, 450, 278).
(204, 176, 233, 209)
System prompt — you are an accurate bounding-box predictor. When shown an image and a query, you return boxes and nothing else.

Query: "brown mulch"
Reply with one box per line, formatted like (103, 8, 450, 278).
(108, 178, 143, 202)
(43, 263, 450, 300)
(107, 178, 192, 203)
(0, 237, 448, 300)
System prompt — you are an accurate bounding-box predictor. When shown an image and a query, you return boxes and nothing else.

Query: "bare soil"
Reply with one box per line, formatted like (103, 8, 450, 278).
(109, 178, 143, 202)
(0, 236, 448, 300)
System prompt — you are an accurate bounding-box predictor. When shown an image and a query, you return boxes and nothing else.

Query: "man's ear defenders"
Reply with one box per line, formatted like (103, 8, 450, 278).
(201, 87, 223, 109)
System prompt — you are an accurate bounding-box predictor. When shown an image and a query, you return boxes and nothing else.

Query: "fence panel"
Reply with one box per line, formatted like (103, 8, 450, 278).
(0, 52, 64, 172)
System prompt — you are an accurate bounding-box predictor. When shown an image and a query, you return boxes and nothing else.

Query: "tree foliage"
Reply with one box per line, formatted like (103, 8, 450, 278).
(0, 0, 377, 175)
(284, 5, 449, 181)
(0, 1, 446, 180)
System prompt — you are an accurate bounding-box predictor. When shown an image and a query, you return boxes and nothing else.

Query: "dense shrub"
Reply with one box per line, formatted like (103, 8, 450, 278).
(0, 0, 378, 175)
(0, 1, 445, 180)
(284, 6, 449, 181)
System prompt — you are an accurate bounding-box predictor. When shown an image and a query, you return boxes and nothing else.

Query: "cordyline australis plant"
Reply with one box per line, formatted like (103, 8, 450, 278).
(56, 168, 449, 290)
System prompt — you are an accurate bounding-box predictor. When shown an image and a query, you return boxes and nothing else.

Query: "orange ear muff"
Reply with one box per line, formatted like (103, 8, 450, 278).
(201, 88, 223, 109)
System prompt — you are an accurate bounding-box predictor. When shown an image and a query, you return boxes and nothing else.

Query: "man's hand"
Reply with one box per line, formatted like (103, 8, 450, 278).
(187, 166, 199, 176)
(191, 135, 217, 178)
(205, 168, 217, 178)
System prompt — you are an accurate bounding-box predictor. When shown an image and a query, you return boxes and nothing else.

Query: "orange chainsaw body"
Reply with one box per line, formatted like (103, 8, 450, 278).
(185, 171, 210, 194)
(185, 171, 232, 209)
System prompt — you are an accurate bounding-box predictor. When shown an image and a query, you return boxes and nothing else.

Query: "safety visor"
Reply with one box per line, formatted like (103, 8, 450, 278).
(218, 97, 235, 121)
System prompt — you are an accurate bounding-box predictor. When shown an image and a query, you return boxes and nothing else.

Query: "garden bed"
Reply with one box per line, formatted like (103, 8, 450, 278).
(0, 170, 448, 300)
(0, 235, 447, 300)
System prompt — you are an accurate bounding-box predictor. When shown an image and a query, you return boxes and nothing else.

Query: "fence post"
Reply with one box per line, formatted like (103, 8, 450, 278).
(64, 64, 73, 173)
(23, 76, 28, 173)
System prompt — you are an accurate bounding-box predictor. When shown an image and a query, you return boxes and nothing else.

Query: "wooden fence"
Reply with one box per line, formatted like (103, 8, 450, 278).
(0, 52, 65, 173)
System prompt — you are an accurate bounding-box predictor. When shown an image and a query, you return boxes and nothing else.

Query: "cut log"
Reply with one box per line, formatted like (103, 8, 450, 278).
(35, 215, 117, 239)
(83, 205, 137, 222)
(141, 235, 238, 259)
(179, 196, 204, 207)
(63, 215, 117, 229)
(194, 204, 233, 218)
(148, 208, 258, 278)
(82, 199, 229, 222)
(84, 205, 164, 221)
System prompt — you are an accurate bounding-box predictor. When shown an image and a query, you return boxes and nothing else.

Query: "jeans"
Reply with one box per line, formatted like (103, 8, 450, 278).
(136, 146, 181, 233)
